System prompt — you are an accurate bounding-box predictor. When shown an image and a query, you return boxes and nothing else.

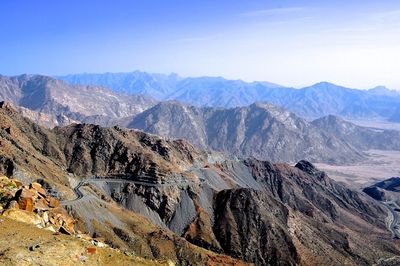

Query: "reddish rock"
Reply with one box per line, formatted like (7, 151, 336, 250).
(25, 198, 33, 211)
(18, 197, 33, 211)
(86, 247, 97, 254)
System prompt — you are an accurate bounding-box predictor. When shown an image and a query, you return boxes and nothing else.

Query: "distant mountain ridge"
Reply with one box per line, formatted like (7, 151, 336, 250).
(0, 74, 157, 127)
(58, 71, 400, 120)
(59, 71, 181, 99)
(127, 101, 365, 164)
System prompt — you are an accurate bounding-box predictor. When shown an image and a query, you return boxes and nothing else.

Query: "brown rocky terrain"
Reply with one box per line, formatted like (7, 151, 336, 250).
(0, 101, 248, 265)
(0, 217, 173, 266)
(0, 172, 246, 266)
(0, 175, 171, 265)
(0, 175, 74, 234)
(0, 101, 399, 265)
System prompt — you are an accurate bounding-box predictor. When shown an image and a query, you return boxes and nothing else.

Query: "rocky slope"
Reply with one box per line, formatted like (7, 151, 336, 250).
(0, 74, 157, 127)
(0, 175, 75, 234)
(0, 101, 246, 265)
(127, 101, 364, 163)
(0, 101, 399, 265)
(0, 217, 172, 266)
(0, 175, 174, 265)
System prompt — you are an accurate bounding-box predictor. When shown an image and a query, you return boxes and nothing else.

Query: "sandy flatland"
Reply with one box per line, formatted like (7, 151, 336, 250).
(315, 150, 400, 189)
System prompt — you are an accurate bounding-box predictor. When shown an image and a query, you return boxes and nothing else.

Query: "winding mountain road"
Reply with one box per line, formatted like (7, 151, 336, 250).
(383, 201, 400, 239)
(61, 176, 203, 206)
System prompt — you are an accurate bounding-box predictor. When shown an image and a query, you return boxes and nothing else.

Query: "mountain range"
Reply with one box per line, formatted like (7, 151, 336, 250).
(1, 74, 400, 165)
(58, 71, 400, 120)
(0, 101, 399, 265)
(127, 101, 364, 163)
(0, 74, 156, 127)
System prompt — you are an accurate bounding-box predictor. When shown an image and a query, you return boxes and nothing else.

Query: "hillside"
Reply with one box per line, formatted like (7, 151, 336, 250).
(127, 101, 364, 163)
(312, 115, 400, 151)
(0, 101, 399, 265)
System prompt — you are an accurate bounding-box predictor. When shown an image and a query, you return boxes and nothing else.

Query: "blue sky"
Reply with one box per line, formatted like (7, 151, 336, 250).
(1, 0, 400, 89)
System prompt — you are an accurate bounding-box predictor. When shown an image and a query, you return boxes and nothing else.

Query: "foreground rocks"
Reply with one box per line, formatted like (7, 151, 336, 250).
(0, 176, 74, 234)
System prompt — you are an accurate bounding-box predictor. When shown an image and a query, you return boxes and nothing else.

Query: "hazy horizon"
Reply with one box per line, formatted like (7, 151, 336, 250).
(2, 0, 400, 90)
(1, 70, 395, 91)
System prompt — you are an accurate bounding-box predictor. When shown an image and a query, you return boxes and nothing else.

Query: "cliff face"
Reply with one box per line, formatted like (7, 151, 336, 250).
(214, 188, 298, 265)
(0, 101, 399, 265)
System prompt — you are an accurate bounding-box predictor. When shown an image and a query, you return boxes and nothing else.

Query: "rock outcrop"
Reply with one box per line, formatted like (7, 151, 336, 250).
(0, 176, 75, 234)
